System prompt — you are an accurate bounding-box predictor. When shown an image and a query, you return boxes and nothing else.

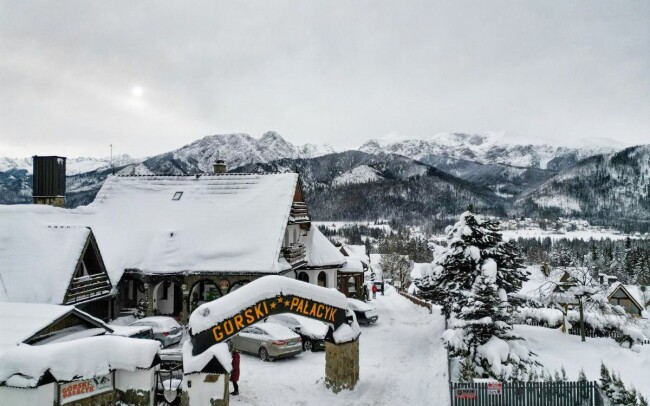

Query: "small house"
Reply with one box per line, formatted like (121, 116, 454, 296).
(607, 283, 646, 318)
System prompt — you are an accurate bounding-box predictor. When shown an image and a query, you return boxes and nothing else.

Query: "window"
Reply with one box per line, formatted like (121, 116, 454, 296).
(298, 272, 309, 282)
(172, 191, 183, 201)
(347, 276, 356, 293)
(318, 272, 327, 287)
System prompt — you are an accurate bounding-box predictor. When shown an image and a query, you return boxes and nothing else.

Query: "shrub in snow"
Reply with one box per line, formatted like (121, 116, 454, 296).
(600, 363, 648, 406)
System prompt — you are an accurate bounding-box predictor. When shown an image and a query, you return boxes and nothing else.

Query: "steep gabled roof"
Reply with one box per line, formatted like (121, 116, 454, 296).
(607, 282, 646, 312)
(0, 209, 91, 304)
(304, 227, 346, 268)
(85, 174, 298, 275)
(0, 302, 111, 356)
(1, 173, 302, 286)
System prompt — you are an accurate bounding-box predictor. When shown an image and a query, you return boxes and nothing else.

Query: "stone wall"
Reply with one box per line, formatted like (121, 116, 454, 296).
(325, 339, 359, 393)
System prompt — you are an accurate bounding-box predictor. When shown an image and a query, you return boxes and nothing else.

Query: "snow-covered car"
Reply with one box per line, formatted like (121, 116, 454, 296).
(130, 317, 183, 348)
(346, 298, 379, 325)
(265, 314, 328, 352)
(231, 322, 302, 361)
(108, 324, 155, 340)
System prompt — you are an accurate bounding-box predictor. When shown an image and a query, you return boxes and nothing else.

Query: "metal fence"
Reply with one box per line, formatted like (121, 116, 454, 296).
(450, 381, 605, 406)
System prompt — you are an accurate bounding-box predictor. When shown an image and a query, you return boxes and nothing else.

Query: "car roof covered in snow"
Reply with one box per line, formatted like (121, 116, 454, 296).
(257, 322, 300, 339)
(0, 208, 90, 304)
(304, 226, 346, 268)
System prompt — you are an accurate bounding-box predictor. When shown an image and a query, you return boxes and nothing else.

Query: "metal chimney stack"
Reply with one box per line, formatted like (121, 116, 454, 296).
(213, 159, 227, 174)
(32, 156, 66, 207)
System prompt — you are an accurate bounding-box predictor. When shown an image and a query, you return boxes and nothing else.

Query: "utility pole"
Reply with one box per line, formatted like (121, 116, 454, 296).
(110, 144, 114, 175)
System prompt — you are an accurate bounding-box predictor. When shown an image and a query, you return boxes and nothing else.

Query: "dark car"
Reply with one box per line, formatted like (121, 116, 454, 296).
(346, 298, 379, 325)
(265, 314, 328, 352)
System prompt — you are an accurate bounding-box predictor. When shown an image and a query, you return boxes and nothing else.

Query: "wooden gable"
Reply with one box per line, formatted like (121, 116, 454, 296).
(63, 231, 112, 305)
(607, 285, 644, 316)
(26, 308, 112, 345)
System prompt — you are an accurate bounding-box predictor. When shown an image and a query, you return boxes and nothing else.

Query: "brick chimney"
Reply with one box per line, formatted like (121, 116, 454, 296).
(32, 156, 66, 207)
(213, 159, 227, 174)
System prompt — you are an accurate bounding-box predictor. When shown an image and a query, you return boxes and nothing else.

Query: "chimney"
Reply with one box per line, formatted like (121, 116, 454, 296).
(32, 156, 66, 207)
(213, 159, 227, 174)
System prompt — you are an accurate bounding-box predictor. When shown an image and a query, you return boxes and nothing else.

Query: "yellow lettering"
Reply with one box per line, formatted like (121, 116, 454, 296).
(213, 325, 224, 341)
(302, 300, 311, 315)
(245, 309, 255, 324)
(308, 303, 318, 317)
(224, 320, 234, 335)
(329, 308, 337, 322)
(263, 301, 269, 314)
(233, 314, 244, 331)
(316, 304, 324, 318)
(290, 297, 300, 310)
(254, 303, 264, 318)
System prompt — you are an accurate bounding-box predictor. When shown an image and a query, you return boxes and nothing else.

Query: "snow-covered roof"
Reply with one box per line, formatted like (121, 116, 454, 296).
(608, 283, 646, 311)
(304, 227, 346, 268)
(341, 245, 369, 263)
(0, 302, 111, 356)
(411, 262, 434, 279)
(0, 173, 300, 287)
(340, 258, 364, 273)
(0, 210, 90, 304)
(0, 335, 160, 387)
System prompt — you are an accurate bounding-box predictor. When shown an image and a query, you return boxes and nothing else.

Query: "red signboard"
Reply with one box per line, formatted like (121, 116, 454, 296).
(455, 388, 477, 399)
(487, 382, 503, 395)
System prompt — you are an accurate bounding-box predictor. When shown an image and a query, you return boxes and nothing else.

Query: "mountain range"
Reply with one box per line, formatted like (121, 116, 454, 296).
(1, 131, 648, 231)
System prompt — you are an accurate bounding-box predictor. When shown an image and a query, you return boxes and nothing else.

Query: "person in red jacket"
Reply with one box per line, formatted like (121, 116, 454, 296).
(371, 283, 378, 299)
(230, 350, 240, 396)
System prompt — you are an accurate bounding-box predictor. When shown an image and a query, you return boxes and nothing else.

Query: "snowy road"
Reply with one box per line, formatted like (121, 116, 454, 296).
(230, 286, 450, 405)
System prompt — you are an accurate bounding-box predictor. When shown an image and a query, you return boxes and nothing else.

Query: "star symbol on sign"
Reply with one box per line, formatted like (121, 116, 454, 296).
(284, 300, 290, 307)
(270, 302, 277, 309)
(277, 296, 284, 303)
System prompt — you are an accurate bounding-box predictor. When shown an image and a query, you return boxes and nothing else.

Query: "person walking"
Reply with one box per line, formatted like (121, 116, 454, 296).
(371, 283, 378, 299)
(230, 350, 240, 396)
(381, 281, 385, 296)
(362, 283, 369, 301)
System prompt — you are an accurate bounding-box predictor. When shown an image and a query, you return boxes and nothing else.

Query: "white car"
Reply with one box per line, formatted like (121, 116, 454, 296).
(130, 317, 183, 348)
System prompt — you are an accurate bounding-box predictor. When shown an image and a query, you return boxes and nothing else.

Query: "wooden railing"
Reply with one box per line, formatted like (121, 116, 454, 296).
(281, 243, 307, 264)
(66, 273, 112, 303)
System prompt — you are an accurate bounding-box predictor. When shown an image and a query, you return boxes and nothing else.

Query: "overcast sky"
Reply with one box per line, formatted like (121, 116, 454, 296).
(0, 1, 648, 158)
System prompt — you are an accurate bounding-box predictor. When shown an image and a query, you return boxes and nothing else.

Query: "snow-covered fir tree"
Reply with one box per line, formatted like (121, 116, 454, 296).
(416, 211, 539, 380)
(414, 211, 528, 315)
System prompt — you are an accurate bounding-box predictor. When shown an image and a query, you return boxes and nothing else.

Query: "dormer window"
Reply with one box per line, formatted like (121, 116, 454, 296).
(172, 191, 183, 201)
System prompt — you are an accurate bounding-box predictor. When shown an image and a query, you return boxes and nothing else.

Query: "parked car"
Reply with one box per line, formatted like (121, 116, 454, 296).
(130, 317, 183, 348)
(108, 324, 155, 340)
(265, 314, 328, 352)
(231, 322, 302, 361)
(346, 298, 379, 325)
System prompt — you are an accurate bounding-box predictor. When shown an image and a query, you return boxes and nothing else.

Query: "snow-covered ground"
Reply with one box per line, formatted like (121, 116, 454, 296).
(516, 325, 650, 399)
(229, 286, 449, 405)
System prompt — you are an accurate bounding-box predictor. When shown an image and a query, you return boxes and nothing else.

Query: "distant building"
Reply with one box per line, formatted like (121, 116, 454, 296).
(607, 283, 647, 318)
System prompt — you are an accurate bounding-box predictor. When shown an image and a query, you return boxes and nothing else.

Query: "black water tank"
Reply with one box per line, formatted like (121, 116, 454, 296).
(32, 156, 66, 197)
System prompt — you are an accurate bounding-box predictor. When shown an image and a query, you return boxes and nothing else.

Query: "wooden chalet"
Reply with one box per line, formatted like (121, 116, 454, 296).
(0, 209, 113, 321)
(607, 283, 647, 318)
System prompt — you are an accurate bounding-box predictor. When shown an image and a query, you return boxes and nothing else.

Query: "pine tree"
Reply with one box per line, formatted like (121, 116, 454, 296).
(639, 394, 649, 406)
(600, 363, 613, 399)
(560, 366, 568, 382)
(578, 368, 587, 382)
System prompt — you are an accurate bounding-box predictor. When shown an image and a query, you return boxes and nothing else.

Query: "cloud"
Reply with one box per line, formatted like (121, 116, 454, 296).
(0, 1, 648, 157)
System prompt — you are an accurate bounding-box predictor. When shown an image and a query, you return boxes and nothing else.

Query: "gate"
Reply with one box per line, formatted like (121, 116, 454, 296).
(155, 362, 183, 406)
(450, 381, 605, 406)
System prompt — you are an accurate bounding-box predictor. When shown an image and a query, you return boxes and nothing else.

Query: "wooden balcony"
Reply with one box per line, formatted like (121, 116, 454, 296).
(290, 202, 310, 224)
(281, 243, 307, 265)
(65, 273, 112, 304)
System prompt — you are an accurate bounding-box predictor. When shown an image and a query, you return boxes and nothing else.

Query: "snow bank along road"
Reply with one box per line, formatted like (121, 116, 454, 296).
(230, 286, 450, 405)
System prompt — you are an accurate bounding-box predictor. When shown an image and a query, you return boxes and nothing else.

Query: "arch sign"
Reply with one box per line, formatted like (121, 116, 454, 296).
(189, 275, 352, 356)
